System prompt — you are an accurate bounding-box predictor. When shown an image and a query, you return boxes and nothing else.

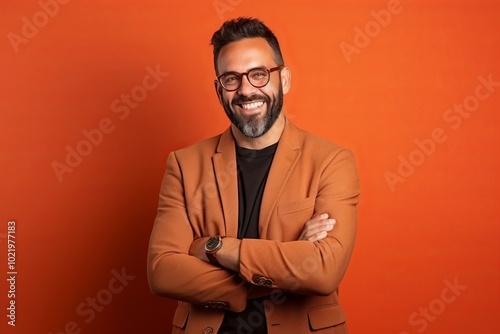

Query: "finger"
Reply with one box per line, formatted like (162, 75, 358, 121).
(309, 231, 328, 242)
(306, 213, 330, 226)
(300, 222, 329, 240)
(307, 222, 336, 241)
(303, 214, 328, 232)
(301, 219, 336, 240)
(306, 219, 335, 235)
(304, 230, 329, 242)
(299, 214, 333, 240)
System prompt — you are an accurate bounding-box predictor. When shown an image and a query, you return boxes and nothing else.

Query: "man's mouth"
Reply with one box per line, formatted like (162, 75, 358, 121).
(239, 101, 265, 110)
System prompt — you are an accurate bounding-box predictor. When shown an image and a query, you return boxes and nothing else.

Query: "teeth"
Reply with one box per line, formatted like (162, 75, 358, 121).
(241, 101, 264, 110)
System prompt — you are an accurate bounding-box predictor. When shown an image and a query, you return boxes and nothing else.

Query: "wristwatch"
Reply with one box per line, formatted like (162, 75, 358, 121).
(205, 236, 223, 266)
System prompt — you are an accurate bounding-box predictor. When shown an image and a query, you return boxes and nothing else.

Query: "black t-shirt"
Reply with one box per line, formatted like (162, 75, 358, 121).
(218, 143, 278, 334)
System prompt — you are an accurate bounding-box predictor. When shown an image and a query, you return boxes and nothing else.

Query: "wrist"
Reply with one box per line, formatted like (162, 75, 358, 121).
(205, 236, 224, 266)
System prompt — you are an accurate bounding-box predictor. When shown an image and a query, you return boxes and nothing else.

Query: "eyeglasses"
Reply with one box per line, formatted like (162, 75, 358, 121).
(216, 66, 284, 91)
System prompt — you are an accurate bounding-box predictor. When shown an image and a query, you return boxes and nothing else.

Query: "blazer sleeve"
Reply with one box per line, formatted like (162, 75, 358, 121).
(238, 148, 360, 296)
(147, 152, 248, 312)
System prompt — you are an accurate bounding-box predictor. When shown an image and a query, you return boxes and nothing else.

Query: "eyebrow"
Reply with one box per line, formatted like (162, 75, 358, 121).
(219, 65, 273, 75)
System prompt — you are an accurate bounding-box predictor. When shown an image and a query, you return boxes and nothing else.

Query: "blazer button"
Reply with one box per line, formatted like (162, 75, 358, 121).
(252, 274, 262, 284)
(215, 301, 229, 309)
(264, 279, 273, 287)
(203, 327, 213, 334)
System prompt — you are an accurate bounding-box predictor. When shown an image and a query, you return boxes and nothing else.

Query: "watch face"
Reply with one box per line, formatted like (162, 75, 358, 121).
(205, 236, 221, 252)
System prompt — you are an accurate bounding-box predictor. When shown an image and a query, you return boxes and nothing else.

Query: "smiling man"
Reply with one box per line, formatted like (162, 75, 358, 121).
(148, 17, 360, 334)
(217, 37, 285, 143)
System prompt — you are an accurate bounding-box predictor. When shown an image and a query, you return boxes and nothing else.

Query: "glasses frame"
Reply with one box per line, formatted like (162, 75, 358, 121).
(216, 66, 284, 92)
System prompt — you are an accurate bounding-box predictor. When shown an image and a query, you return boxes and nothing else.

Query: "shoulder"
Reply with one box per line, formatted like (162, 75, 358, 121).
(281, 121, 360, 195)
(174, 134, 221, 159)
(164, 133, 224, 175)
(285, 121, 353, 160)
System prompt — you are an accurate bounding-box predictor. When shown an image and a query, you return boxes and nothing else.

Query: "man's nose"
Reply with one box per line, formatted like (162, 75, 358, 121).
(237, 74, 257, 96)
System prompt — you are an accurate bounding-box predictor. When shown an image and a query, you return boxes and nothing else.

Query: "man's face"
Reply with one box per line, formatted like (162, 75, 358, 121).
(215, 38, 289, 138)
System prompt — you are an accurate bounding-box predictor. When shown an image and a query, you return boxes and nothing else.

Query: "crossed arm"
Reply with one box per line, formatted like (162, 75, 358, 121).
(148, 148, 359, 311)
(189, 213, 336, 272)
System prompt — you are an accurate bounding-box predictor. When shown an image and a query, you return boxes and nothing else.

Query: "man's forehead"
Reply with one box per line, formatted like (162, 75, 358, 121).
(217, 37, 275, 72)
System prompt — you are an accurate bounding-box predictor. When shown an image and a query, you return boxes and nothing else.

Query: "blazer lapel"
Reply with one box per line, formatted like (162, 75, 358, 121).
(259, 120, 301, 238)
(212, 128, 239, 237)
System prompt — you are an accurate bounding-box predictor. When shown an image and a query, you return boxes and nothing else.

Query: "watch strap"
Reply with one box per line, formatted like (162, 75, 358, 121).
(206, 251, 220, 266)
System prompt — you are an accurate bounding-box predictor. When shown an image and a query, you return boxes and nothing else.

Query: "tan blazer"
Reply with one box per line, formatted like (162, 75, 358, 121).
(148, 119, 360, 334)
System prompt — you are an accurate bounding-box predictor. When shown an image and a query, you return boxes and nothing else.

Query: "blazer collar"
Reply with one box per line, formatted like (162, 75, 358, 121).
(212, 118, 302, 237)
(259, 119, 302, 237)
(213, 128, 238, 236)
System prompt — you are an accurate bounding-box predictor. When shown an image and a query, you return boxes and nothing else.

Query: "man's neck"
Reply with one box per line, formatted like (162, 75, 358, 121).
(231, 114, 286, 150)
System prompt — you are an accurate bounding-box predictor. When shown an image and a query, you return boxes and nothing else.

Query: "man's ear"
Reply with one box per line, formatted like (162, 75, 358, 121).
(214, 80, 223, 104)
(280, 66, 291, 95)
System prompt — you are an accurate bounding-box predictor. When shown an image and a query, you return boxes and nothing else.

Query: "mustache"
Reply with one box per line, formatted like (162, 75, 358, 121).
(232, 94, 271, 106)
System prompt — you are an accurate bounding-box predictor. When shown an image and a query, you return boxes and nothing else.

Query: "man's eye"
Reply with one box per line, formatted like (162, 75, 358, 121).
(251, 71, 267, 79)
(224, 76, 238, 84)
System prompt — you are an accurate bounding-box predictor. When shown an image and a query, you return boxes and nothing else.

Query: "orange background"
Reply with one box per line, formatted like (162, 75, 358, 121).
(1, 0, 499, 333)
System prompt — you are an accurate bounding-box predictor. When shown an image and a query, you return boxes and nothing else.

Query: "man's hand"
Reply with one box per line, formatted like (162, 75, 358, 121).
(298, 213, 336, 242)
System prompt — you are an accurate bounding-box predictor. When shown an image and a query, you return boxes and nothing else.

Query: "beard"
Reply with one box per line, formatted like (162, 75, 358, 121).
(222, 85, 283, 138)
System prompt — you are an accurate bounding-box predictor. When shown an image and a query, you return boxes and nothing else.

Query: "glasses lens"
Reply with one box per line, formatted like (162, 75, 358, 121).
(248, 68, 270, 87)
(220, 73, 240, 90)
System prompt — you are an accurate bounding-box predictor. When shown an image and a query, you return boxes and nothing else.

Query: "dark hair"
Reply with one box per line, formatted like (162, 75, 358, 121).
(210, 17, 284, 74)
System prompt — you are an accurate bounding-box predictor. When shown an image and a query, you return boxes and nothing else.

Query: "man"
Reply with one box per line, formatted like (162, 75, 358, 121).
(148, 17, 360, 334)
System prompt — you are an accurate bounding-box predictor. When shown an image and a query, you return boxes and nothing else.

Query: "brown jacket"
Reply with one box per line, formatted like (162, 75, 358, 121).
(148, 119, 360, 334)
